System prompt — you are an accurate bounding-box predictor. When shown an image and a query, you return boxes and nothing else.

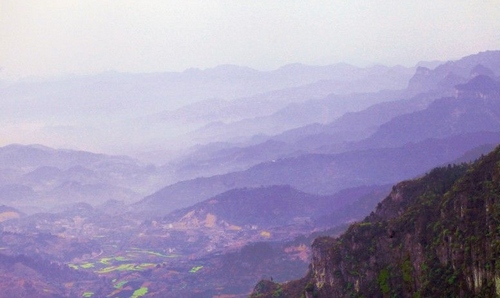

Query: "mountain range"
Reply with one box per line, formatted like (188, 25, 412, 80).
(161, 52, 500, 184)
(0, 50, 500, 297)
(0, 63, 414, 156)
(138, 73, 500, 216)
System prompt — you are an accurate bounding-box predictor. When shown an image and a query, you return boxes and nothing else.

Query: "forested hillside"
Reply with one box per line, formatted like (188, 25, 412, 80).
(251, 145, 500, 297)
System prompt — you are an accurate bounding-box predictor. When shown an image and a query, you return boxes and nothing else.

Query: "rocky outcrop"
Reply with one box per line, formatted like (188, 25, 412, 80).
(251, 145, 500, 297)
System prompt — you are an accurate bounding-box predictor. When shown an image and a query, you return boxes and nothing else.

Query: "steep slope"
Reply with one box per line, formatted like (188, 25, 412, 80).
(251, 145, 500, 298)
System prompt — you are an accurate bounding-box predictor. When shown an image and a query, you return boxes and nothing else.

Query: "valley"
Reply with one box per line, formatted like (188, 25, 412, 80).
(1, 50, 500, 297)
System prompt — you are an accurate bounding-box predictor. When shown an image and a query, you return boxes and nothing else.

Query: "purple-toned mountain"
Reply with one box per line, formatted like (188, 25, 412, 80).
(0, 62, 415, 155)
(167, 140, 301, 181)
(182, 88, 406, 146)
(356, 75, 500, 150)
(0, 252, 110, 297)
(156, 64, 413, 129)
(162, 185, 385, 229)
(136, 131, 500, 215)
(470, 63, 496, 78)
(275, 89, 442, 153)
(276, 51, 500, 154)
(0, 144, 136, 171)
(172, 51, 500, 175)
(137, 57, 500, 216)
(162, 88, 414, 181)
(0, 144, 163, 213)
(455, 74, 500, 98)
(407, 50, 500, 93)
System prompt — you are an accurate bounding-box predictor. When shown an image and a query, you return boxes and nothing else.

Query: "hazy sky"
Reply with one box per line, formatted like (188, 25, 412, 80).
(1, 0, 500, 79)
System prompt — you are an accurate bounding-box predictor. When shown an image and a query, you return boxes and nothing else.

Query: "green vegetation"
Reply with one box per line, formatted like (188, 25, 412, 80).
(96, 263, 156, 274)
(272, 285, 283, 297)
(114, 280, 128, 289)
(126, 249, 170, 257)
(82, 292, 94, 297)
(189, 266, 203, 273)
(99, 257, 113, 265)
(68, 248, 173, 278)
(401, 256, 412, 283)
(377, 268, 390, 294)
(131, 287, 148, 298)
(80, 263, 94, 269)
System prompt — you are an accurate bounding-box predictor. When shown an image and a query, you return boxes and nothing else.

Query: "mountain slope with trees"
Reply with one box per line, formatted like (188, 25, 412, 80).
(251, 145, 500, 297)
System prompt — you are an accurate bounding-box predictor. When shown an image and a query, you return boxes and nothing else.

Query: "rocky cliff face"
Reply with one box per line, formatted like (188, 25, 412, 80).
(251, 145, 500, 297)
